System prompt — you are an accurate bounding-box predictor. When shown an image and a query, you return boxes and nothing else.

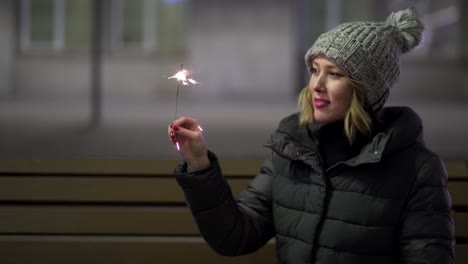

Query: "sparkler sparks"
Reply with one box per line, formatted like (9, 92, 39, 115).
(168, 64, 202, 121)
(168, 64, 202, 151)
(168, 67, 201, 86)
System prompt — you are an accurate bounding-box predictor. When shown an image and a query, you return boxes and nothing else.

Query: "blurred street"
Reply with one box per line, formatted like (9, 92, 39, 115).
(1, 96, 466, 161)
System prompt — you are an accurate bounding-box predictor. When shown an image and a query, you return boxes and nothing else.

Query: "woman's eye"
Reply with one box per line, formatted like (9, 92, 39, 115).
(330, 72, 343, 77)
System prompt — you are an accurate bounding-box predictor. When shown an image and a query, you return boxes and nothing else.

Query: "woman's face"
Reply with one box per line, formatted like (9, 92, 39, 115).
(309, 57, 353, 123)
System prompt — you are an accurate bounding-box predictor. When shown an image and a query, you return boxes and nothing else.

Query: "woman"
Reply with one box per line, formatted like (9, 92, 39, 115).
(167, 9, 454, 264)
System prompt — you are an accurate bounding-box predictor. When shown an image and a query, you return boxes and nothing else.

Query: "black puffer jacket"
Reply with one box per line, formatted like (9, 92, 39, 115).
(174, 107, 455, 264)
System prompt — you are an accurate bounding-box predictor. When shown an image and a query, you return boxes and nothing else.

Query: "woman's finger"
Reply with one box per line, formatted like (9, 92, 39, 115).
(173, 124, 203, 141)
(167, 129, 176, 144)
(167, 124, 178, 144)
(174, 116, 199, 131)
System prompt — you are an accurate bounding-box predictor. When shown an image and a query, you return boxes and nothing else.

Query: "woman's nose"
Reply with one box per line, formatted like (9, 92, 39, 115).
(313, 85, 325, 93)
(311, 75, 326, 92)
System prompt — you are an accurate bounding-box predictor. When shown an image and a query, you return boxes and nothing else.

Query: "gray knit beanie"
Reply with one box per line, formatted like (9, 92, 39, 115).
(304, 9, 424, 113)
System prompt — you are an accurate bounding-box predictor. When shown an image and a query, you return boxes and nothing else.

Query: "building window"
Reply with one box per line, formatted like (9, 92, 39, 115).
(19, 0, 187, 56)
(110, 0, 187, 56)
(111, 0, 157, 54)
(20, 0, 66, 53)
(65, 0, 92, 52)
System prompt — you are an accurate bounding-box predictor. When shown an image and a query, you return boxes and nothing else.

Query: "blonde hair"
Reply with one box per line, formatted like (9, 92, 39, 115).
(298, 78, 372, 144)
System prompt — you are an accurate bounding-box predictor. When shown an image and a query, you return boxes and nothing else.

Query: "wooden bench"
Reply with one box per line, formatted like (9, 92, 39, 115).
(0, 159, 466, 263)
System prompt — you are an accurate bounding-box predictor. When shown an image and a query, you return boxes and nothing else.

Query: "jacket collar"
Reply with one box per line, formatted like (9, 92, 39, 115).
(266, 107, 424, 167)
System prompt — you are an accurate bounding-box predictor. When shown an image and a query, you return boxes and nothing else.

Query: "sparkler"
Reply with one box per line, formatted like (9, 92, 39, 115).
(167, 64, 202, 151)
(168, 64, 201, 121)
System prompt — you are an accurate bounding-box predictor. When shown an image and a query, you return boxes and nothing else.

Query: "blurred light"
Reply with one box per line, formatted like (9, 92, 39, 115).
(164, 0, 186, 4)
(421, 6, 459, 30)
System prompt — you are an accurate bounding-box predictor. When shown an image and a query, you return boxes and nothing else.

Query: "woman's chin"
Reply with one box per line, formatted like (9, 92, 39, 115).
(314, 112, 342, 123)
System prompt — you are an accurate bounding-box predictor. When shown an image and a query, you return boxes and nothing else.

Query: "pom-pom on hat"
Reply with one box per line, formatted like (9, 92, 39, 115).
(304, 9, 424, 113)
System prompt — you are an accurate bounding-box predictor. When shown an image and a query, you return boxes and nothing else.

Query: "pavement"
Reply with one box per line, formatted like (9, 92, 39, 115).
(0, 96, 467, 161)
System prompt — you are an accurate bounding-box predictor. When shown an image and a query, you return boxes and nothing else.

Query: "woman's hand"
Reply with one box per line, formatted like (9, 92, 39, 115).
(168, 117, 211, 171)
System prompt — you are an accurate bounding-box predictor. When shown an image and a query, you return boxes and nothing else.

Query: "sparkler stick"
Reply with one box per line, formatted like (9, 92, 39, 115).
(167, 65, 202, 151)
(174, 64, 183, 121)
(168, 64, 202, 121)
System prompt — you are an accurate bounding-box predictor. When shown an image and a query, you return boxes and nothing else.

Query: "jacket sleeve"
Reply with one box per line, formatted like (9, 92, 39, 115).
(399, 155, 455, 264)
(174, 150, 276, 256)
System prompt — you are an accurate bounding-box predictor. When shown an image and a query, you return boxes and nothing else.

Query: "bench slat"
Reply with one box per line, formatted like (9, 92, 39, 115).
(456, 244, 468, 264)
(449, 181, 468, 207)
(0, 159, 264, 177)
(1, 205, 467, 238)
(1, 176, 466, 207)
(444, 161, 468, 179)
(0, 235, 275, 264)
(0, 206, 198, 235)
(0, 235, 465, 264)
(0, 159, 464, 179)
(0, 176, 250, 203)
(453, 212, 468, 238)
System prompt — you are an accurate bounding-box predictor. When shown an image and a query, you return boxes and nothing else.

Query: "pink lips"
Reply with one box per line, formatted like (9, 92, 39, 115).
(313, 98, 330, 108)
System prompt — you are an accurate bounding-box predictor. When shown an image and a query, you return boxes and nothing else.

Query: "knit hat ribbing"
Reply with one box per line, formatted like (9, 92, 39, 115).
(304, 9, 424, 113)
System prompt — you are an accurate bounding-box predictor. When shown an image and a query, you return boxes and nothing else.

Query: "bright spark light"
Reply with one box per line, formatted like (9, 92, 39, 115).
(168, 65, 202, 122)
(168, 69, 202, 86)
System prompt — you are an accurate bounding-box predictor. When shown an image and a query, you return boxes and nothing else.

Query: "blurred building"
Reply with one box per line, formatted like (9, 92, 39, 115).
(0, 0, 466, 159)
(0, 2, 467, 264)
(1, 0, 465, 100)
